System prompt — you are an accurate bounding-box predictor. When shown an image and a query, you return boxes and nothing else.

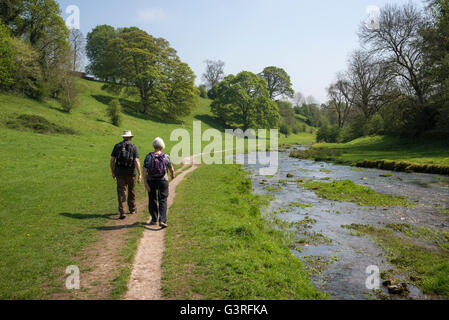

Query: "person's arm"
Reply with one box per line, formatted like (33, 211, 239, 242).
(169, 165, 175, 180)
(143, 168, 150, 192)
(135, 158, 142, 184)
(110, 157, 116, 180)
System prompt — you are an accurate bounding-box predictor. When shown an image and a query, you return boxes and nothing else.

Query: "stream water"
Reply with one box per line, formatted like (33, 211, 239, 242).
(241, 147, 449, 300)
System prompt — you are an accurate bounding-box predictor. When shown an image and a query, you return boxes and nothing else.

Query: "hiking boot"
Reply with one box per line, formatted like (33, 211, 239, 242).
(129, 210, 137, 215)
(148, 221, 158, 226)
(160, 222, 168, 228)
(119, 215, 126, 220)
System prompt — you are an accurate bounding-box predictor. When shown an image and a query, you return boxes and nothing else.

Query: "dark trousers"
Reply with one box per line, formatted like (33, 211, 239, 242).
(148, 180, 169, 224)
(117, 175, 136, 215)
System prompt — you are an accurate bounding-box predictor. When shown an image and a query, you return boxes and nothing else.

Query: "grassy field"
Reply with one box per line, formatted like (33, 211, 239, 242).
(0, 79, 226, 299)
(315, 136, 449, 167)
(162, 164, 327, 300)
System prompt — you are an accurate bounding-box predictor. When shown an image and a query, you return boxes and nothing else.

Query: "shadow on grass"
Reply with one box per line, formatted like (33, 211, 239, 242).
(92, 94, 182, 125)
(194, 114, 224, 131)
(60, 212, 116, 220)
(93, 222, 144, 231)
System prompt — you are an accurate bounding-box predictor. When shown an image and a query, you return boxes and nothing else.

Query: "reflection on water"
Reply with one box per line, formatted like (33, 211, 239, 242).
(242, 148, 449, 300)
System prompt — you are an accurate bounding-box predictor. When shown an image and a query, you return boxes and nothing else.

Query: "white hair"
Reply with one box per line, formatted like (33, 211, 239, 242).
(153, 137, 165, 150)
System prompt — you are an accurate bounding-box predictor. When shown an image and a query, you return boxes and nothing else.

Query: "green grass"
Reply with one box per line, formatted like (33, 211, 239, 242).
(279, 132, 316, 146)
(300, 179, 415, 207)
(343, 223, 449, 298)
(162, 164, 327, 300)
(315, 136, 449, 168)
(0, 79, 225, 299)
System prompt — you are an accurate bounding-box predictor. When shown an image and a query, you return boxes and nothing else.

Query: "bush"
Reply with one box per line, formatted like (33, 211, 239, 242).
(198, 85, 207, 98)
(207, 85, 218, 100)
(279, 122, 290, 135)
(365, 114, 385, 135)
(59, 71, 79, 113)
(6, 114, 77, 135)
(316, 125, 341, 143)
(107, 99, 122, 126)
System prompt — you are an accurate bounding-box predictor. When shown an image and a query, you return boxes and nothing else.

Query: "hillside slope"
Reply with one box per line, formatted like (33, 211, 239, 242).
(0, 79, 216, 299)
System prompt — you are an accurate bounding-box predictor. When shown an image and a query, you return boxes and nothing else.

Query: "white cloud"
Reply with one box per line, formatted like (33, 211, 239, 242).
(138, 8, 166, 22)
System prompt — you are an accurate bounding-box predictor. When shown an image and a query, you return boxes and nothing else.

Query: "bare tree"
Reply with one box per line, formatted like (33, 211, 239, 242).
(359, 3, 428, 104)
(69, 29, 85, 72)
(327, 77, 353, 128)
(344, 50, 396, 119)
(292, 92, 305, 107)
(202, 60, 225, 89)
(305, 95, 318, 106)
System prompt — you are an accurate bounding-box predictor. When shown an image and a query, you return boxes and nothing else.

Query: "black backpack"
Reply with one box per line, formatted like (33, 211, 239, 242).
(116, 141, 135, 168)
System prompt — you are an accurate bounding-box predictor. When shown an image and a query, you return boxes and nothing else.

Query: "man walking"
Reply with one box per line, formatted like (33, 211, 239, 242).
(110, 130, 142, 220)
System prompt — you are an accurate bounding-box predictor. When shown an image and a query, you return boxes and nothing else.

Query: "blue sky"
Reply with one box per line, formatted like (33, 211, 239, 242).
(56, 0, 422, 103)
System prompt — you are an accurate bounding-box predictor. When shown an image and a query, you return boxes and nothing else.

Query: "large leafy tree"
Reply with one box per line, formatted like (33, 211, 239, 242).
(258, 66, 294, 100)
(86, 25, 117, 77)
(98, 28, 198, 118)
(211, 71, 280, 130)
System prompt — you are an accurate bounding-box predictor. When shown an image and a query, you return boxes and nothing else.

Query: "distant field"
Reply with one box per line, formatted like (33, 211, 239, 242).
(315, 136, 449, 167)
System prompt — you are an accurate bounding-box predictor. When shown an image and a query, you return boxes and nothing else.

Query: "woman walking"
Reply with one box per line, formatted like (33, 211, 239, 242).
(143, 138, 175, 228)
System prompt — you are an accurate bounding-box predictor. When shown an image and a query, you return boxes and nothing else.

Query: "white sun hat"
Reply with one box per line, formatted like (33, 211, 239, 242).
(121, 130, 134, 138)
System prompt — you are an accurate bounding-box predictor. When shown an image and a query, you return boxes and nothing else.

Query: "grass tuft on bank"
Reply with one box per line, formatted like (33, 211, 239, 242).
(302, 136, 449, 175)
(162, 164, 327, 300)
(300, 179, 415, 207)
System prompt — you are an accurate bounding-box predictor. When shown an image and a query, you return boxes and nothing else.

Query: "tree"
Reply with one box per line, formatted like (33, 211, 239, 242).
(210, 71, 280, 130)
(69, 29, 85, 72)
(421, 0, 449, 134)
(359, 3, 428, 104)
(0, 0, 23, 27)
(345, 50, 395, 119)
(10, 38, 42, 98)
(86, 25, 117, 77)
(293, 92, 305, 107)
(202, 60, 225, 89)
(0, 21, 15, 89)
(327, 78, 353, 128)
(259, 66, 294, 100)
(100, 28, 197, 118)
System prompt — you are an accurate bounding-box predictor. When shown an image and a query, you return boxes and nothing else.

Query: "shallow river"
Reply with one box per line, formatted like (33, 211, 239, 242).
(242, 147, 449, 300)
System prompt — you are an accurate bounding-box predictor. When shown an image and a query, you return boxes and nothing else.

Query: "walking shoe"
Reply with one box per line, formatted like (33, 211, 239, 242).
(119, 215, 126, 220)
(148, 221, 158, 226)
(129, 210, 137, 215)
(160, 222, 168, 228)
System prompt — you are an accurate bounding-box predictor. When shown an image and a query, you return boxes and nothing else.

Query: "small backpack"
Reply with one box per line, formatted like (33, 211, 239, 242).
(149, 153, 166, 178)
(116, 141, 135, 168)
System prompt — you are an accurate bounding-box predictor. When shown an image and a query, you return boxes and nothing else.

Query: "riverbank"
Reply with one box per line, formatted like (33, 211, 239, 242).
(245, 148, 449, 299)
(290, 136, 449, 175)
(162, 164, 327, 300)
